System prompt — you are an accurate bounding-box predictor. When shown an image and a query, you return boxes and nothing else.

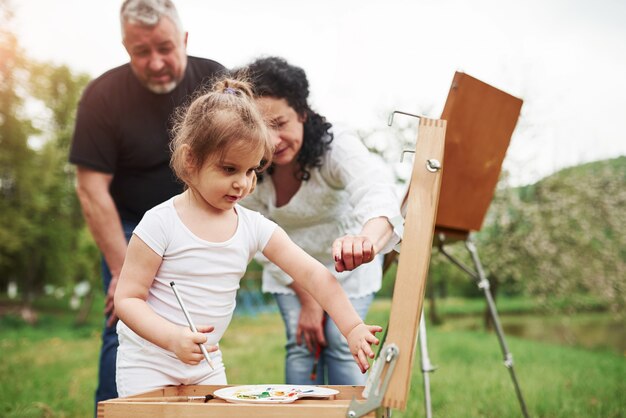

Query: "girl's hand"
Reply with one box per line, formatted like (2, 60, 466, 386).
(332, 235, 375, 272)
(171, 325, 217, 365)
(346, 323, 383, 373)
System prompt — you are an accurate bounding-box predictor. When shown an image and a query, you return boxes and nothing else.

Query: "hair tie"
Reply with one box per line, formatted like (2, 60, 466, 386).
(224, 87, 238, 95)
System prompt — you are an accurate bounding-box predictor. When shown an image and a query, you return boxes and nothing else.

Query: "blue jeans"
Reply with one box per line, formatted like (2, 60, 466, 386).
(95, 221, 136, 414)
(274, 292, 375, 385)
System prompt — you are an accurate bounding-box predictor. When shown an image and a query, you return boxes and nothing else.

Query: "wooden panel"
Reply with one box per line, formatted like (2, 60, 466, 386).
(436, 72, 523, 232)
(382, 118, 446, 410)
(98, 385, 375, 417)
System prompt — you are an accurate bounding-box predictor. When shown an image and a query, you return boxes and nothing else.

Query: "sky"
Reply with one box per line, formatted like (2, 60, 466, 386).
(10, 0, 626, 185)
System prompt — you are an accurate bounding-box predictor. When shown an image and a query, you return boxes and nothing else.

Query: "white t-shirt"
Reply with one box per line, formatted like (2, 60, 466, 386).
(123, 198, 277, 346)
(241, 126, 401, 297)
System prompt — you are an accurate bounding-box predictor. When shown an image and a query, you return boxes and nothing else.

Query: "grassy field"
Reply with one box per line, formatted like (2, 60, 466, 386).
(1, 297, 624, 417)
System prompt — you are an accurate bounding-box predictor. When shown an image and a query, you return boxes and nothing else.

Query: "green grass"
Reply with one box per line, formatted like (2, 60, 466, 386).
(1, 296, 624, 417)
(422, 294, 608, 317)
(399, 330, 625, 417)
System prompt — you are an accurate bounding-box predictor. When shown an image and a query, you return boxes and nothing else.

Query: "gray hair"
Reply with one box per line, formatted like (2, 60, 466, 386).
(120, 0, 184, 39)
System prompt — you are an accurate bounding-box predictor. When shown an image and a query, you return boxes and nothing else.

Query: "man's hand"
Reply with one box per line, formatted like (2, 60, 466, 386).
(105, 274, 120, 328)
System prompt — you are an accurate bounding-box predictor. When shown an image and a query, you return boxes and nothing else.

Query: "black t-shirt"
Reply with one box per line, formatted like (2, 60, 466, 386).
(69, 56, 226, 223)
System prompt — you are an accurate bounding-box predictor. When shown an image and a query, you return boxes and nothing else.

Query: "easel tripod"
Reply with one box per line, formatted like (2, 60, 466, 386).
(389, 176, 530, 418)
(413, 229, 530, 418)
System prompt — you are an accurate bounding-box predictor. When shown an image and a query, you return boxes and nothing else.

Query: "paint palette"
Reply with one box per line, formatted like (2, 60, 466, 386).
(213, 385, 339, 404)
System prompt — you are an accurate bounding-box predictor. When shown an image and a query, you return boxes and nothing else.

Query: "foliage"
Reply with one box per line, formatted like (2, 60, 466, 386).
(477, 158, 626, 313)
(0, 4, 96, 304)
(0, 4, 38, 294)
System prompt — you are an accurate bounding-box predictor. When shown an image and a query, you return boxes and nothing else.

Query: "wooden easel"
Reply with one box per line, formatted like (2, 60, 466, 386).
(383, 72, 528, 418)
(97, 117, 447, 418)
(430, 72, 529, 418)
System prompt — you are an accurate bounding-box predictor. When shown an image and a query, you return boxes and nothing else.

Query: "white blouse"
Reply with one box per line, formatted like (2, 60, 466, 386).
(241, 126, 401, 297)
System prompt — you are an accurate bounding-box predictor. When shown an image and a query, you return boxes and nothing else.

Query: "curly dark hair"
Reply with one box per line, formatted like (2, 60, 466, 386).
(240, 56, 333, 181)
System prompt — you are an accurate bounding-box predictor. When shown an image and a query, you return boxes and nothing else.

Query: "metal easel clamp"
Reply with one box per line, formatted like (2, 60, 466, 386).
(387, 110, 428, 126)
(477, 278, 490, 290)
(346, 344, 399, 418)
(504, 353, 514, 369)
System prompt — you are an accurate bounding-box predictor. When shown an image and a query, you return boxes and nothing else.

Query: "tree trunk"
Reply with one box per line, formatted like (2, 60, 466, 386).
(20, 257, 39, 325)
(427, 281, 442, 325)
(75, 287, 95, 326)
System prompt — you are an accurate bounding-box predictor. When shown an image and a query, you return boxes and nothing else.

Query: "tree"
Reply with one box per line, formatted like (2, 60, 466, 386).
(0, 1, 96, 313)
(478, 158, 626, 314)
(26, 62, 91, 288)
(0, 1, 38, 298)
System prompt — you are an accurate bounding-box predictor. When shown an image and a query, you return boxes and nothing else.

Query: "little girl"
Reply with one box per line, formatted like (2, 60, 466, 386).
(114, 77, 382, 397)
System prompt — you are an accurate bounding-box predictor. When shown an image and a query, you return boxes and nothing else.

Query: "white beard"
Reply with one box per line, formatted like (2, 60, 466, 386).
(147, 80, 178, 94)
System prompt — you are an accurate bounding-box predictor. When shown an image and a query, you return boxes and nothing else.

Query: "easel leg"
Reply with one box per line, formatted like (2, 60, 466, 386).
(437, 235, 530, 418)
(464, 238, 530, 418)
(375, 406, 392, 418)
(419, 311, 435, 418)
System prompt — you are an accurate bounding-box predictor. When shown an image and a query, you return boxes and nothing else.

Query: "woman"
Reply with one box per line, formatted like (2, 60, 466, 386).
(240, 56, 401, 385)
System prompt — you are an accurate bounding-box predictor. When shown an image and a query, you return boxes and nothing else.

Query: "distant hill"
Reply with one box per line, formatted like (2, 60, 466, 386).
(476, 156, 625, 312)
(545, 155, 626, 179)
(517, 156, 626, 201)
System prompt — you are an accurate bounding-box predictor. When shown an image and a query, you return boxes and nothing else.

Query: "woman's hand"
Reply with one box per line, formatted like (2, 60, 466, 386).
(170, 325, 218, 365)
(332, 235, 375, 272)
(346, 323, 383, 373)
(333, 217, 395, 272)
(297, 299, 327, 352)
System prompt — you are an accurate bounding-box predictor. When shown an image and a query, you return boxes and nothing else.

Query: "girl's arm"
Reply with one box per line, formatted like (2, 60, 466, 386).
(263, 227, 382, 372)
(114, 235, 217, 365)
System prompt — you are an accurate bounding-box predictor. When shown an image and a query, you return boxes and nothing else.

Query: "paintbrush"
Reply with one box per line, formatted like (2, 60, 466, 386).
(170, 281, 215, 370)
(310, 343, 322, 381)
(114, 394, 214, 403)
(309, 316, 327, 381)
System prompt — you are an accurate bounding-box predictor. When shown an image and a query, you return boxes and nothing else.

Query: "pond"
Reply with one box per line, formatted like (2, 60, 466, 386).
(436, 312, 625, 354)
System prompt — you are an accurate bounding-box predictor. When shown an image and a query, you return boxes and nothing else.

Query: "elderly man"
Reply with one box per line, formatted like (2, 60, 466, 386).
(69, 0, 225, 409)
